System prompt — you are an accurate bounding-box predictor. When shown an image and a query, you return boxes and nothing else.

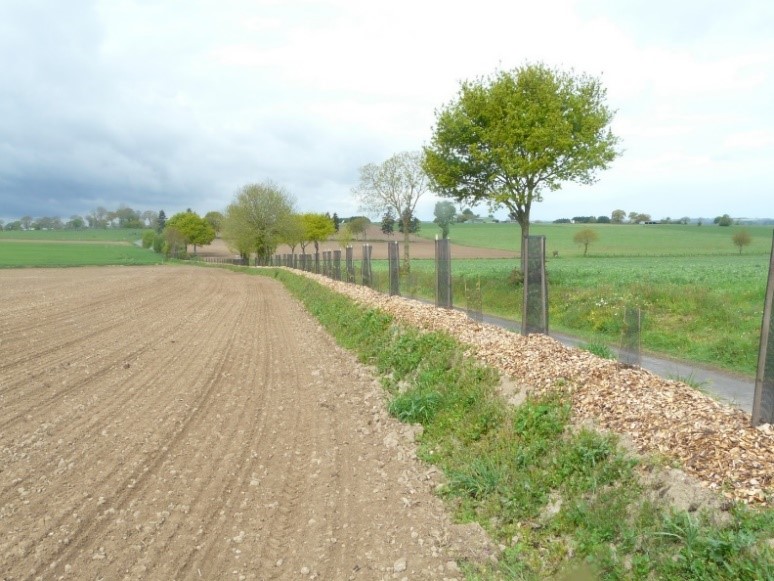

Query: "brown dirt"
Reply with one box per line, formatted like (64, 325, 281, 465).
(0, 266, 495, 580)
(198, 226, 517, 260)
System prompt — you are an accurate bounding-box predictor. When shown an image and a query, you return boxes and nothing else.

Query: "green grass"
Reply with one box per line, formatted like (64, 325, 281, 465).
(418, 222, 773, 257)
(0, 228, 148, 242)
(367, 254, 767, 375)
(0, 241, 162, 267)
(254, 266, 774, 580)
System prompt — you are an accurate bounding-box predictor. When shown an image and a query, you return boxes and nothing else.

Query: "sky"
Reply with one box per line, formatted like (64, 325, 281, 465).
(1, 0, 773, 223)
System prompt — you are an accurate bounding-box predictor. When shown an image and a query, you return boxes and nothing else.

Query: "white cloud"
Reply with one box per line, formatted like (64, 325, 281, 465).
(0, 0, 772, 221)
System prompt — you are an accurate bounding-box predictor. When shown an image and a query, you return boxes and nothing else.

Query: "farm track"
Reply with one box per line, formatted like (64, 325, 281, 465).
(0, 266, 493, 580)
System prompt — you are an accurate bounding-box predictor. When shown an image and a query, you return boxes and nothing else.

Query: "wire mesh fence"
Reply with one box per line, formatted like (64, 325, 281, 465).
(435, 238, 452, 309)
(388, 241, 400, 296)
(523, 235, 548, 335)
(345, 246, 355, 283)
(361, 244, 373, 287)
(619, 306, 643, 367)
(753, 231, 774, 426)
(462, 274, 483, 323)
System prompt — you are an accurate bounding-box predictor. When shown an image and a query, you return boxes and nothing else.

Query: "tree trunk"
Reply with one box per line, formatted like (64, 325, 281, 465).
(402, 216, 411, 273)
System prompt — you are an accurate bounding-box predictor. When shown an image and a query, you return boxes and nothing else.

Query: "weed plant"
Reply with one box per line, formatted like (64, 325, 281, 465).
(580, 341, 616, 359)
(263, 268, 774, 580)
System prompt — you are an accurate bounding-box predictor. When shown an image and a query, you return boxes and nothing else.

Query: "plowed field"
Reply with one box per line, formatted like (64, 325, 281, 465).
(0, 266, 492, 580)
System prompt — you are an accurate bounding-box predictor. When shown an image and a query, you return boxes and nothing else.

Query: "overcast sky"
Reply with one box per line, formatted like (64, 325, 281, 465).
(1, 0, 772, 223)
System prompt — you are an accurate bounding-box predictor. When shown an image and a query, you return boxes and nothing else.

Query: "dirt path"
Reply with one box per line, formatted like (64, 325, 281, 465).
(0, 266, 493, 580)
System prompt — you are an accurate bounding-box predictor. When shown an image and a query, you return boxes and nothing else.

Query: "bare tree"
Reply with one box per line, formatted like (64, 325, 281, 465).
(352, 151, 429, 272)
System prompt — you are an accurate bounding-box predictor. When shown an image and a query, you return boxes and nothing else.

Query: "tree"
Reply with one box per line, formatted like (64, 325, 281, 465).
(280, 214, 305, 255)
(679, 216, 691, 225)
(573, 228, 599, 256)
(114, 205, 142, 228)
(347, 216, 370, 241)
(628, 212, 650, 224)
(732, 229, 752, 254)
(397, 209, 421, 234)
(163, 226, 187, 258)
(338, 222, 354, 249)
(423, 63, 619, 271)
(20, 216, 32, 230)
(331, 212, 341, 232)
(204, 211, 224, 235)
(66, 215, 85, 229)
(611, 209, 626, 224)
(433, 201, 456, 238)
(300, 213, 335, 255)
(352, 151, 429, 271)
(458, 208, 477, 223)
(222, 181, 296, 264)
(157, 210, 167, 233)
(716, 214, 733, 227)
(381, 209, 396, 236)
(596, 215, 611, 224)
(165, 211, 216, 254)
(141, 210, 158, 229)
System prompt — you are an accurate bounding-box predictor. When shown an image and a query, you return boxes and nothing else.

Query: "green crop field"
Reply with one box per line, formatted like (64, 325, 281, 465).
(0, 228, 147, 242)
(0, 241, 162, 267)
(418, 222, 773, 257)
(368, 251, 770, 375)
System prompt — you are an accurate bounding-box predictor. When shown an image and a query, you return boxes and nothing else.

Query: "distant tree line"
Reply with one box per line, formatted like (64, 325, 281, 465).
(548, 210, 755, 226)
(0, 206, 164, 232)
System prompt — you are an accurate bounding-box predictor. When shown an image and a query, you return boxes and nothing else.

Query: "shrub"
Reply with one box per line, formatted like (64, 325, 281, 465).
(141, 229, 155, 248)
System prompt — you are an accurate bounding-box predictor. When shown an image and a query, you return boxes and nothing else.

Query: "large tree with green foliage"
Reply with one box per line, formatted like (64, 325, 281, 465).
(204, 211, 224, 235)
(300, 213, 336, 255)
(423, 63, 620, 269)
(165, 211, 216, 254)
(352, 151, 429, 271)
(222, 181, 296, 264)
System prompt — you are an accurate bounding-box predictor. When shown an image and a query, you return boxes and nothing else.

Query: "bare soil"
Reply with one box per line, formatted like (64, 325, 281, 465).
(198, 226, 517, 261)
(0, 266, 495, 580)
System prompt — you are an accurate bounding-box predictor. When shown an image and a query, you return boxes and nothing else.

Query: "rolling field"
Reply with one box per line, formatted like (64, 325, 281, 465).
(0, 228, 148, 242)
(369, 253, 769, 374)
(0, 241, 162, 267)
(0, 266, 488, 578)
(1, 224, 772, 374)
(0, 228, 161, 267)
(418, 222, 774, 256)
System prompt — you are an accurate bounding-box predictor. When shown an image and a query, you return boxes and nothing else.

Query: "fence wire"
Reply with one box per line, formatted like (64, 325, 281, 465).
(619, 306, 643, 367)
(435, 238, 452, 308)
(388, 241, 400, 296)
(361, 244, 372, 287)
(523, 235, 548, 335)
(463, 275, 483, 323)
(345, 246, 355, 283)
(753, 231, 774, 425)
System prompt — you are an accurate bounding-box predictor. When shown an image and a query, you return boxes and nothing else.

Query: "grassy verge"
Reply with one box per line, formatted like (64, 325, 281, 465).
(258, 267, 774, 580)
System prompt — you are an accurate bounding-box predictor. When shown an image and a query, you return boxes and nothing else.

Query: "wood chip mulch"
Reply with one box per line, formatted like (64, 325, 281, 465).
(297, 272, 774, 506)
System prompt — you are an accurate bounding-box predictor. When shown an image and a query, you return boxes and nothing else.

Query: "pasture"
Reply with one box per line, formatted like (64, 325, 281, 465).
(0, 228, 147, 242)
(0, 228, 161, 267)
(409, 223, 773, 374)
(418, 221, 773, 256)
(0, 240, 162, 267)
